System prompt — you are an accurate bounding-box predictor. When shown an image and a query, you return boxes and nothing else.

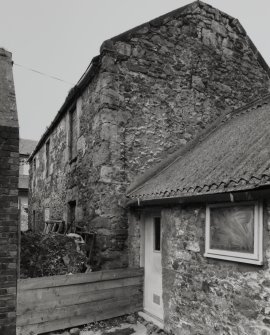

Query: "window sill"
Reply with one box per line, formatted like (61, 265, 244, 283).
(204, 252, 263, 265)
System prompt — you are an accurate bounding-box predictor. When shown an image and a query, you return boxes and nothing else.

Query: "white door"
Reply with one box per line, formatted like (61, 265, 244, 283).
(144, 214, 163, 321)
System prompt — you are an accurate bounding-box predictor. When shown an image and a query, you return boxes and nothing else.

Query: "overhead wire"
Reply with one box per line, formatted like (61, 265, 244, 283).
(13, 62, 75, 86)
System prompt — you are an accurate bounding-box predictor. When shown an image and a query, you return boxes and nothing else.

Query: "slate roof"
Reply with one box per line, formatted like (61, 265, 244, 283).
(29, 1, 270, 161)
(19, 139, 37, 156)
(127, 95, 270, 201)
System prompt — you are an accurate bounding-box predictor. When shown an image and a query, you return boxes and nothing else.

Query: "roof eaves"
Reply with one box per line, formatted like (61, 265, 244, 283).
(28, 55, 100, 162)
(128, 176, 270, 204)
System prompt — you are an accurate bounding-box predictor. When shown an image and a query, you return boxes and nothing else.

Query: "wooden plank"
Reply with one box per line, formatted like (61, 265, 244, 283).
(16, 268, 144, 335)
(17, 294, 143, 326)
(17, 276, 143, 312)
(17, 296, 142, 335)
(18, 268, 144, 290)
(17, 284, 142, 314)
(17, 276, 143, 304)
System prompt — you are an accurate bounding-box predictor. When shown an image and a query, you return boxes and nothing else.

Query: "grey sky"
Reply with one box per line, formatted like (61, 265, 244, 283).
(1, 0, 269, 141)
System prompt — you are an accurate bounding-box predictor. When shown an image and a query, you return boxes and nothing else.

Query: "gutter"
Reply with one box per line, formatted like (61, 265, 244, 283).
(127, 186, 270, 208)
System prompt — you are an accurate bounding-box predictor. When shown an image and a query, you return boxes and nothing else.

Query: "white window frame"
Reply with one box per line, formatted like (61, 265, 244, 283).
(204, 201, 263, 265)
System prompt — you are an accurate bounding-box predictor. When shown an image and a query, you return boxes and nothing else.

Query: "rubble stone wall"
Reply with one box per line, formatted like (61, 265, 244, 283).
(0, 48, 19, 335)
(161, 202, 270, 335)
(30, 2, 270, 270)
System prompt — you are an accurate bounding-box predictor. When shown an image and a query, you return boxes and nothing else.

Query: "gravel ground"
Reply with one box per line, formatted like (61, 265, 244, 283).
(45, 313, 168, 335)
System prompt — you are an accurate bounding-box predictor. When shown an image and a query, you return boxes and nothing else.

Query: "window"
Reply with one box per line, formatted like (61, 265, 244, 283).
(154, 217, 161, 252)
(68, 201, 76, 233)
(204, 202, 263, 265)
(69, 108, 77, 160)
(19, 157, 29, 175)
(46, 139, 50, 177)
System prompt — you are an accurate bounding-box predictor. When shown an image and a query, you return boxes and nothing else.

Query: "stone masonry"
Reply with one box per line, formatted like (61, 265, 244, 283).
(0, 48, 19, 335)
(160, 203, 270, 335)
(29, 1, 270, 269)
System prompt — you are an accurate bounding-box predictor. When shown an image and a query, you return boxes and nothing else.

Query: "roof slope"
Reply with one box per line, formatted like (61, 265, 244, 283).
(128, 95, 270, 200)
(29, 0, 270, 161)
(19, 139, 37, 156)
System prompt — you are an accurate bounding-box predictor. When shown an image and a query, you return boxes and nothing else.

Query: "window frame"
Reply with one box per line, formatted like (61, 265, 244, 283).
(204, 201, 263, 265)
(69, 107, 77, 162)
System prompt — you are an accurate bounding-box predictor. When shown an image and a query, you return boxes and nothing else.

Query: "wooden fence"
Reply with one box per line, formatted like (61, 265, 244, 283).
(16, 268, 144, 335)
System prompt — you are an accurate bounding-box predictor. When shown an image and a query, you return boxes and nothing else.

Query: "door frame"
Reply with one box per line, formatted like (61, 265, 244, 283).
(140, 209, 164, 324)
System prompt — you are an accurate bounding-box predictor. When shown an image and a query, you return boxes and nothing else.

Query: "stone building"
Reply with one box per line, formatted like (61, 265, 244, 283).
(19, 139, 37, 231)
(0, 48, 19, 335)
(128, 95, 270, 334)
(28, 0, 270, 274)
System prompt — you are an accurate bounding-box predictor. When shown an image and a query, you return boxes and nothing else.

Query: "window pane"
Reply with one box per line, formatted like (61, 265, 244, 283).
(154, 217, 161, 251)
(210, 205, 254, 253)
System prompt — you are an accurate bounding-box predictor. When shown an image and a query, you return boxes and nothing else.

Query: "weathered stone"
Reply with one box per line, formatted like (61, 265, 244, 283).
(69, 328, 80, 335)
(202, 28, 218, 47)
(211, 20, 227, 37)
(126, 315, 136, 324)
(186, 241, 200, 252)
(29, 2, 270, 275)
(115, 42, 132, 56)
(192, 75, 205, 92)
(100, 166, 114, 183)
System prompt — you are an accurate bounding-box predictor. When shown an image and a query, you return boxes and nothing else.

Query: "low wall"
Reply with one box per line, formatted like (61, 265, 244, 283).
(17, 268, 143, 335)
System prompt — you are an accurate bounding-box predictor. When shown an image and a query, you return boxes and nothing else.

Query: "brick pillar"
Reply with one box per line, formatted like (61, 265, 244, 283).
(0, 48, 19, 335)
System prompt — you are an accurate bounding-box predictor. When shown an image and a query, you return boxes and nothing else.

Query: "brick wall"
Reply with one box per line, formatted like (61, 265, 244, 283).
(0, 48, 19, 335)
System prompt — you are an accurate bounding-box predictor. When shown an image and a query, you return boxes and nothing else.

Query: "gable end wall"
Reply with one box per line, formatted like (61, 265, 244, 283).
(29, 3, 270, 270)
